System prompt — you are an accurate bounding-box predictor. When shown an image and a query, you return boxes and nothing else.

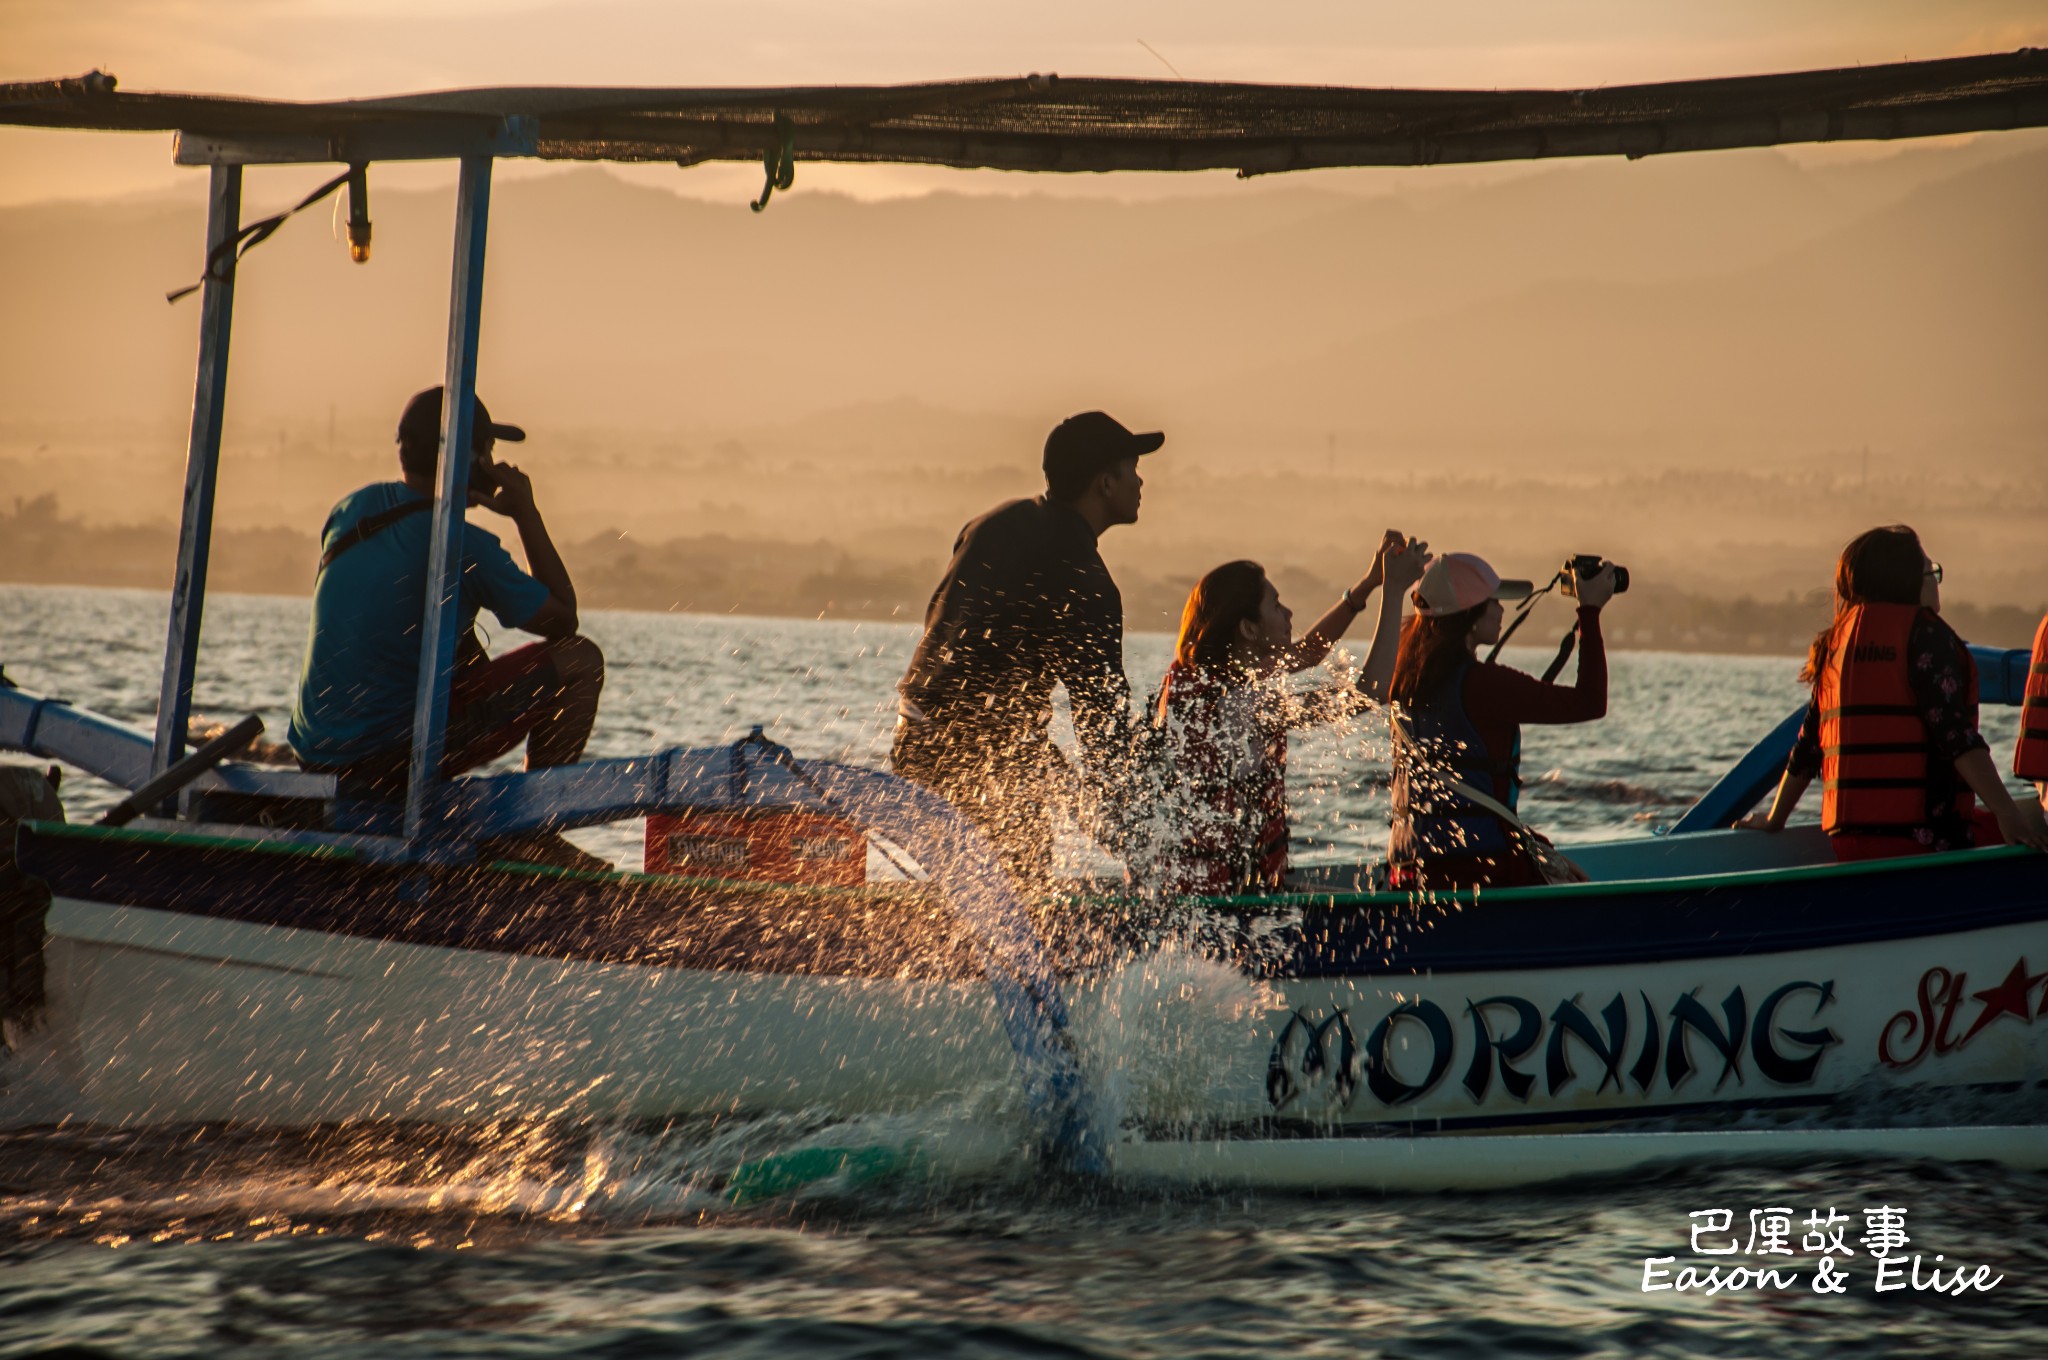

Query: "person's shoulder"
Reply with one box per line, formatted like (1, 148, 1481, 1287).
(1463, 657, 1522, 695)
(963, 496, 1038, 535)
(323, 481, 415, 532)
(327, 480, 411, 515)
(1913, 608, 1964, 645)
(950, 497, 1047, 559)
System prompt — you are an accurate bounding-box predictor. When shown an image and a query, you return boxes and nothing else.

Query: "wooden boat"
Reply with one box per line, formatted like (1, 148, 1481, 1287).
(4, 55, 2047, 1188)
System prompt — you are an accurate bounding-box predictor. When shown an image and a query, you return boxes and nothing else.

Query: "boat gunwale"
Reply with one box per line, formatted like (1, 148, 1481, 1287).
(18, 816, 2038, 907)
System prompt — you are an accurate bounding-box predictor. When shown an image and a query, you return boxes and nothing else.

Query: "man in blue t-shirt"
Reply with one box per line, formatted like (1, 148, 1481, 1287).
(289, 387, 605, 860)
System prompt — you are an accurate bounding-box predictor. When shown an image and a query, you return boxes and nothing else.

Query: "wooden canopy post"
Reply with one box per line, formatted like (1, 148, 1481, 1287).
(404, 154, 493, 846)
(150, 163, 243, 793)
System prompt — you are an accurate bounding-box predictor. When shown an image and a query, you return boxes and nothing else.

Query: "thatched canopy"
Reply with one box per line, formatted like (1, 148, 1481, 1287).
(4, 49, 2047, 173)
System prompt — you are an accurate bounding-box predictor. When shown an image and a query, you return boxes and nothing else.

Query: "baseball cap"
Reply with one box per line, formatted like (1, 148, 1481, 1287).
(1043, 411, 1164, 489)
(1412, 552, 1534, 617)
(396, 386, 526, 452)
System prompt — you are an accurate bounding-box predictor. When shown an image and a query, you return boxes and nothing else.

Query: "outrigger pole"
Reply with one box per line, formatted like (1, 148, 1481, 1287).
(150, 164, 241, 792)
(406, 155, 493, 847)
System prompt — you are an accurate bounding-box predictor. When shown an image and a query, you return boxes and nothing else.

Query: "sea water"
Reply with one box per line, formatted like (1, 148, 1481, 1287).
(1, 584, 2042, 1358)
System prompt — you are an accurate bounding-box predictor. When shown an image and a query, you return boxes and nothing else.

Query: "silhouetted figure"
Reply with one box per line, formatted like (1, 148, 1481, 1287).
(892, 411, 1160, 884)
(288, 386, 606, 869)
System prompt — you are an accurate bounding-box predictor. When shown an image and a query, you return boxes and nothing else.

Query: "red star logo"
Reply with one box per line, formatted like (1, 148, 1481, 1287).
(1958, 958, 2046, 1047)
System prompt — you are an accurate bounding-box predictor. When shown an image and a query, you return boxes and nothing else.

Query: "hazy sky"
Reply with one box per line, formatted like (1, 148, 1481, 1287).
(5, 1, 2047, 205)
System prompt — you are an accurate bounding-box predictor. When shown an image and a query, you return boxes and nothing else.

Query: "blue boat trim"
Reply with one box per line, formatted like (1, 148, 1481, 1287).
(19, 822, 2045, 981)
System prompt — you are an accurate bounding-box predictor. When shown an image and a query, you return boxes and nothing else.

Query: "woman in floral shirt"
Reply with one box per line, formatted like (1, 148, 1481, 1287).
(1152, 532, 1425, 895)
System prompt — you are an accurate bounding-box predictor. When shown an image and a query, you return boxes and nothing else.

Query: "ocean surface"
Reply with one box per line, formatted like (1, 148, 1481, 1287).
(2, 583, 2043, 1358)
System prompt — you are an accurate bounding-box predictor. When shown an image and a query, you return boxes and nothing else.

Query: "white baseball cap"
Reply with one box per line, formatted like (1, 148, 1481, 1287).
(1412, 552, 1534, 617)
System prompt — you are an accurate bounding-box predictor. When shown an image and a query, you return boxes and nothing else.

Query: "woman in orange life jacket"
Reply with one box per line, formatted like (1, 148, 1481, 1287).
(2016, 610, 2048, 805)
(1385, 552, 1619, 890)
(1151, 531, 1427, 896)
(1740, 525, 2048, 858)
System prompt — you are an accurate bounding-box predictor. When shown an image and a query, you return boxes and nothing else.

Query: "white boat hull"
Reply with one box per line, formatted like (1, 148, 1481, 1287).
(40, 882, 2048, 1136)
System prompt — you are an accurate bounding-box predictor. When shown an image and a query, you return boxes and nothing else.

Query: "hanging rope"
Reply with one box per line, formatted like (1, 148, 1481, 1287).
(749, 113, 796, 212)
(167, 168, 351, 303)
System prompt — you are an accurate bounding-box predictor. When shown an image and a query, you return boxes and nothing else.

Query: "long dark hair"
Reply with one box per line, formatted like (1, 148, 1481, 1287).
(1157, 561, 1267, 721)
(1173, 561, 1267, 673)
(1389, 606, 1485, 707)
(1800, 524, 1925, 684)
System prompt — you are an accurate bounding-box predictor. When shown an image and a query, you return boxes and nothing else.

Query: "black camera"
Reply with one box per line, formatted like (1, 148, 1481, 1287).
(1561, 554, 1629, 598)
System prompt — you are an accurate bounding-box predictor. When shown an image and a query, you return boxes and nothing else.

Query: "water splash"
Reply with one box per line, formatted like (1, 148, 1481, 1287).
(1070, 941, 1282, 1136)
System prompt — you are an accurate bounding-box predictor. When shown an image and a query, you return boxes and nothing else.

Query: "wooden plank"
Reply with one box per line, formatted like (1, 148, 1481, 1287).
(172, 115, 537, 166)
(150, 163, 241, 790)
(539, 92, 2048, 173)
(404, 155, 492, 847)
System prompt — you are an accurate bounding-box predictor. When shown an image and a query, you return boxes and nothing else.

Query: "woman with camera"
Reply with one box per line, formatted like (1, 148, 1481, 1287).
(1739, 525, 2048, 858)
(1385, 552, 1619, 890)
(1150, 531, 1426, 895)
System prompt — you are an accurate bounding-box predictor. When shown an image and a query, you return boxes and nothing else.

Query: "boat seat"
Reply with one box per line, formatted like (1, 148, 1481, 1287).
(181, 763, 337, 831)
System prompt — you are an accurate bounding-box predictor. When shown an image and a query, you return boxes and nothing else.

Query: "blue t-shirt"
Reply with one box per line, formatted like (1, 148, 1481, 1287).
(288, 482, 553, 766)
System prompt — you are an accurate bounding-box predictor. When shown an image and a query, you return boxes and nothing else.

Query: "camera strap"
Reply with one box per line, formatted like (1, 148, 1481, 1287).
(1484, 573, 1562, 664)
(1540, 624, 1579, 684)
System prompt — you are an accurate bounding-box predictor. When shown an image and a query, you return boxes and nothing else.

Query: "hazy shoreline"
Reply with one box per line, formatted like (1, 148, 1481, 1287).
(6, 508, 2040, 656)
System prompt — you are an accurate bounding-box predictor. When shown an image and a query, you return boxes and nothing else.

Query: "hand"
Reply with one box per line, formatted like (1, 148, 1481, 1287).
(1379, 532, 1428, 596)
(1575, 561, 1618, 610)
(1995, 799, 2048, 853)
(1734, 813, 1779, 833)
(475, 462, 538, 519)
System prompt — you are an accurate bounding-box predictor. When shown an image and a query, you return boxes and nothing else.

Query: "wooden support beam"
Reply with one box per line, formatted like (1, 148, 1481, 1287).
(404, 154, 493, 847)
(173, 115, 537, 166)
(151, 163, 242, 790)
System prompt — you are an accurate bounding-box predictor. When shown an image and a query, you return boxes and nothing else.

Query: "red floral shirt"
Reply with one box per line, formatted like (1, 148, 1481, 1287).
(1155, 660, 1290, 895)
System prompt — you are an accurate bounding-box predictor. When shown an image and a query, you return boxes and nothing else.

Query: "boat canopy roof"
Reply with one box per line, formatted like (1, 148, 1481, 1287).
(5, 49, 2048, 172)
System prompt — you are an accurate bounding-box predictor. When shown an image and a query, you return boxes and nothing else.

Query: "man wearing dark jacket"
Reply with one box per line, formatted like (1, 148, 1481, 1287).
(892, 410, 1161, 881)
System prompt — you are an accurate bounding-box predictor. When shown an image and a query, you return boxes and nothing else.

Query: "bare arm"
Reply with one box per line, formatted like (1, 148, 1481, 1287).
(1740, 767, 1814, 832)
(480, 464, 579, 637)
(1357, 535, 1426, 704)
(1290, 533, 1426, 696)
(1955, 747, 2048, 851)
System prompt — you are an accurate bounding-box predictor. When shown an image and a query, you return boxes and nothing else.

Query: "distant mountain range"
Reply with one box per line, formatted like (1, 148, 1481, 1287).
(3, 132, 2044, 475)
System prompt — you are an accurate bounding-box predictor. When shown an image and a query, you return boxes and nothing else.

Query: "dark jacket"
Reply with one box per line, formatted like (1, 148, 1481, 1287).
(898, 496, 1132, 782)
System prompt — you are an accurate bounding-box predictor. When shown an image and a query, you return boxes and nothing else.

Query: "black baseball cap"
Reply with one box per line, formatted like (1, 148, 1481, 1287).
(1043, 411, 1164, 488)
(396, 386, 526, 452)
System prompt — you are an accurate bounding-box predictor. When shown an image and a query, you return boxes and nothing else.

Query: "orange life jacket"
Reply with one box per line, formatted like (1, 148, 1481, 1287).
(1818, 602, 1975, 836)
(2017, 611, 2048, 782)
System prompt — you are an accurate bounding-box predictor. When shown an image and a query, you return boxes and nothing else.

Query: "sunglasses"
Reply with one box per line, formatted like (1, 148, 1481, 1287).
(1924, 561, 1944, 584)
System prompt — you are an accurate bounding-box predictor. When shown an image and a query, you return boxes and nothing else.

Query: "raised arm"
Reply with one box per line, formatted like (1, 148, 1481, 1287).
(1290, 532, 1428, 696)
(480, 464, 580, 638)
(1465, 601, 1610, 725)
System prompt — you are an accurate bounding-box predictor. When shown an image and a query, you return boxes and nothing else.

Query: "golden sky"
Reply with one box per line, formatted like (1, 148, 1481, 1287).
(5, 1, 2048, 205)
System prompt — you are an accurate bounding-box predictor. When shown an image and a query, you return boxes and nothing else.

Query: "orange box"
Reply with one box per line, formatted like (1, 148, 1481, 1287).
(644, 808, 867, 886)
